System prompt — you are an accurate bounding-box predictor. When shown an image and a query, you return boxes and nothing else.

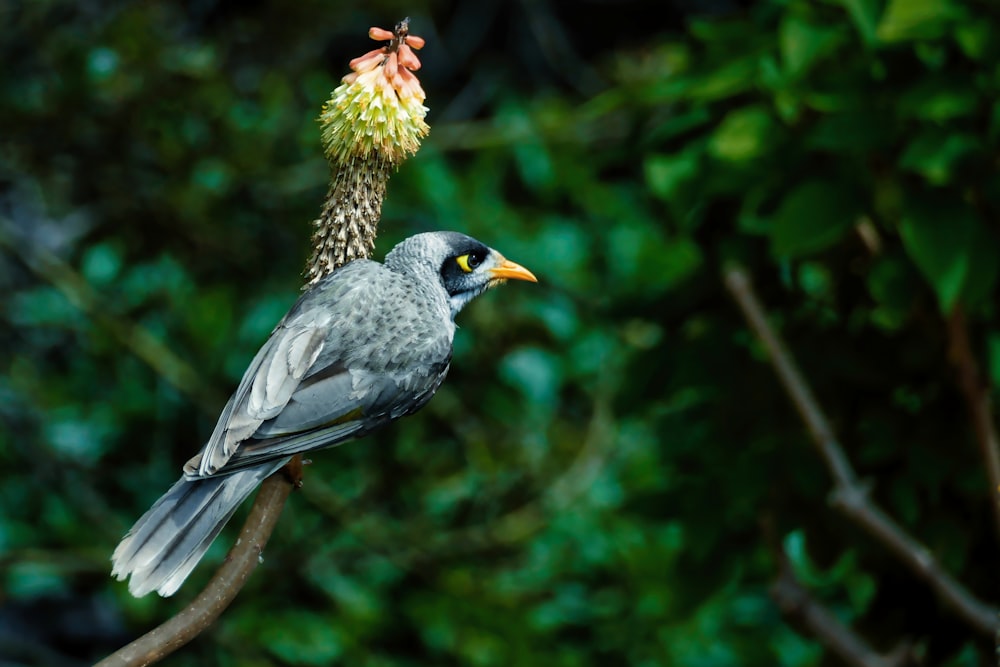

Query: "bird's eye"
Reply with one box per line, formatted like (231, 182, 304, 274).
(456, 252, 483, 273)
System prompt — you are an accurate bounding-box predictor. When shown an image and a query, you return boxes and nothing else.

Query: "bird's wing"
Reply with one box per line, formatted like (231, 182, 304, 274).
(184, 312, 331, 477)
(184, 264, 454, 478)
(214, 347, 452, 473)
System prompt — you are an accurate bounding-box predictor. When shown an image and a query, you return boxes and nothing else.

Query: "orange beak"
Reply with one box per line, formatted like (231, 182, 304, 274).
(489, 257, 538, 283)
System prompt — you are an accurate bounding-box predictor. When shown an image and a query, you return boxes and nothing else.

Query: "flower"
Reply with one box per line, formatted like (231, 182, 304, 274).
(305, 19, 431, 285)
(318, 19, 430, 166)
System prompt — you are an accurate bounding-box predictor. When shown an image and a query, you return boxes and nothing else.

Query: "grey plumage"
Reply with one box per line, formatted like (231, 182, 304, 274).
(111, 231, 536, 597)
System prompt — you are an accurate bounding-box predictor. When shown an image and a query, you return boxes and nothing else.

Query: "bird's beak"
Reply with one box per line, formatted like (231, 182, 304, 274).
(489, 257, 538, 283)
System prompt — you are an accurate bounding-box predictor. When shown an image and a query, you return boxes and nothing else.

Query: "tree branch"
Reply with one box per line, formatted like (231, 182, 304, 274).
(945, 306, 1000, 541)
(770, 551, 913, 667)
(760, 514, 913, 667)
(723, 264, 999, 637)
(95, 457, 302, 667)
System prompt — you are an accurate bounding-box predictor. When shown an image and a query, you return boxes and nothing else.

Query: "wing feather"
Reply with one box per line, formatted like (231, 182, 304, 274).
(186, 315, 329, 476)
(183, 261, 456, 479)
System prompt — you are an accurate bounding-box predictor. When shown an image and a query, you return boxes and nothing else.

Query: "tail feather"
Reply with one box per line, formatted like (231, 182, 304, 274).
(111, 460, 287, 597)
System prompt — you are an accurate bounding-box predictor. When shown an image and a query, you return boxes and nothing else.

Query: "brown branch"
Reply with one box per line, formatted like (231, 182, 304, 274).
(94, 457, 302, 667)
(723, 264, 999, 637)
(771, 552, 914, 667)
(945, 307, 1000, 540)
(760, 514, 912, 667)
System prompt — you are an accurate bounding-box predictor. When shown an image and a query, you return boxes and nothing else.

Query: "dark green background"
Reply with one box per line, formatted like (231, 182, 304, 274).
(2, 0, 999, 665)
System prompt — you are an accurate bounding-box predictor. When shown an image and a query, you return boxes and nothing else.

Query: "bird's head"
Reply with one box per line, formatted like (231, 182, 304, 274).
(386, 231, 537, 317)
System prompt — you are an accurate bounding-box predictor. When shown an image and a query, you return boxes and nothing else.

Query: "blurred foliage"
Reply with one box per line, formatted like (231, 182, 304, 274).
(2, 0, 1000, 665)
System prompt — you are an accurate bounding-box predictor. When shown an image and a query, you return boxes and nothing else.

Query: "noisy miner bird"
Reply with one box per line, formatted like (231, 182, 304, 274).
(111, 231, 536, 597)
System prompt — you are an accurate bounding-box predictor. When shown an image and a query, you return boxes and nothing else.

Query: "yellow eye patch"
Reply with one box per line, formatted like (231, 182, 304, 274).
(456, 254, 473, 273)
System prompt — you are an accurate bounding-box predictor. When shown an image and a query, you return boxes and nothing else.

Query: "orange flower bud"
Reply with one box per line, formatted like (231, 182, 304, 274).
(405, 35, 425, 49)
(397, 44, 422, 71)
(349, 48, 386, 72)
(368, 27, 395, 41)
(384, 52, 399, 79)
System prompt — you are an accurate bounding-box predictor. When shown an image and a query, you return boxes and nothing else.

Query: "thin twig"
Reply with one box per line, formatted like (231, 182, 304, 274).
(760, 514, 913, 667)
(946, 307, 1000, 540)
(94, 457, 302, 667)
(771, 554, 910, 667)
(723, 264, 999, 637)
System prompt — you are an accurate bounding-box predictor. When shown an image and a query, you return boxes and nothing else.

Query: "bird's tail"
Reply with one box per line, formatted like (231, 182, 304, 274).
(111, 460, 286, 597)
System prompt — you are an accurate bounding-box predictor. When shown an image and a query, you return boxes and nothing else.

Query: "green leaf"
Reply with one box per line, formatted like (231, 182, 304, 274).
(184, 286, 234, 351)
(607, 223, 703, 292)
(191, 157, 233, 194)
(645, 150, 700, 201)
(86, 47, 120, 83)
(261, 611, 345, 665)
(807, 110, 895, 155)
(867, 253, 919, 330)
(685, 59, 758, 102)
(780, 15, 844, 77)
(836, 0, 880, 45)
(499, 346, 563, 408)
(8, 287, 81, 328)
(845, 570, 877, 613)
(899, 131, 980, 185)
(81, 242, 123, 286)
(656, 236, 704, 287)
(877, 0, 958, 42)
(772, 626, 824, 667)
(960, 224, 1000, 307)
(708, 106, 775, 163)
(898, 195, 982, 312)
(646, 107, 713, 143)
(898, 79, 979, 122)
(942, 643, 980, 667)
(954, 21, 995, 61)
(798, 262, 833, 299)
(782, 531, 827, 587)
(900, 225, 968, 312)
(306, 565, 382, 622)
(770, 181, 860, 257)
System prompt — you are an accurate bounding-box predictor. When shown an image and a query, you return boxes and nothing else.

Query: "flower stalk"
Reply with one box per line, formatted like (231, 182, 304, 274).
(305, 18, 429, 285)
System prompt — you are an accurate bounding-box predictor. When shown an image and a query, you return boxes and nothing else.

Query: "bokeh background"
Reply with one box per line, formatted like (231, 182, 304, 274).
(3, 0, 1000, 665)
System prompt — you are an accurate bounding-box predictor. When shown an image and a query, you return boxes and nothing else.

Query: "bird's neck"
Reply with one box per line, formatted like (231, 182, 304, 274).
(447, 288, 485, 319)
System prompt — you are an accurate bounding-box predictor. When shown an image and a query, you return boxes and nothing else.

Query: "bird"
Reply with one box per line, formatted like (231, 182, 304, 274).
(111, 231, 537, 597)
